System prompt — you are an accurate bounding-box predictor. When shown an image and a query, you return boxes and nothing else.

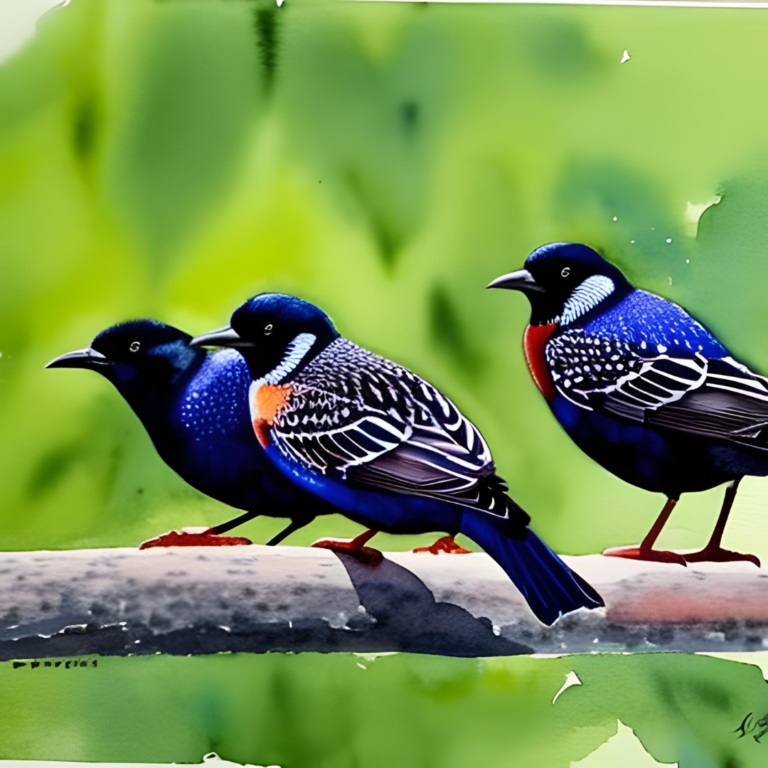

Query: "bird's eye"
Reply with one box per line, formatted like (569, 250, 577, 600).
(264, 324, 273, 336)
(561, 267, 571, 278)
(129, 341, 141, 353)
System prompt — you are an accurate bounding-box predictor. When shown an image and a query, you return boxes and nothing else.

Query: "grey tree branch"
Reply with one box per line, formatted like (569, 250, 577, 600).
(0, 546, 765, 661)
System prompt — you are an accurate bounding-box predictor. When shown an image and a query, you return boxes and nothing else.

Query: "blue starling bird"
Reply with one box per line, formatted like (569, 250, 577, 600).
(190, 294, 604, 625)
(46, 320, 335, 547)
(489, 241, 767, 566)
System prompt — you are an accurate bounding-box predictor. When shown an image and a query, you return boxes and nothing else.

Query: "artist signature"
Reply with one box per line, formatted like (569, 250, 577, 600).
(735, 712, 768, 743)
(11, 659, 98, 669)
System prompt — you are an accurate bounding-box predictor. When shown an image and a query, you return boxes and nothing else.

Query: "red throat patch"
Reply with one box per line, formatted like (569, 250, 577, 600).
(523, 324, 557, 401)
(250, 383, 293, 448)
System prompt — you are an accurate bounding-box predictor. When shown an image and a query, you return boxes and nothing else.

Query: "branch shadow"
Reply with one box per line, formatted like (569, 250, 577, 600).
(335, 552, 532, 657)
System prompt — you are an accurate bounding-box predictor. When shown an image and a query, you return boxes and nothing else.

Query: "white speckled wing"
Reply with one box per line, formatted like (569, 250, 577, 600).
(268, 338, 517, 518)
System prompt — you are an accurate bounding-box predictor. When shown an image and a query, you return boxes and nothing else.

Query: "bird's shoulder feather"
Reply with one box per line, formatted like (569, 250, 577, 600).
(580, 289, 728, 358)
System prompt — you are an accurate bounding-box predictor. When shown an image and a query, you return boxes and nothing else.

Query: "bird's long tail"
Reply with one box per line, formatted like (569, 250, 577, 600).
(460, 510, 604, 625)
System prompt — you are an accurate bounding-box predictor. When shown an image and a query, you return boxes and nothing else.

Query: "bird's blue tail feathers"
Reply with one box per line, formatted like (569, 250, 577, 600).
(460, 510, 604, 625)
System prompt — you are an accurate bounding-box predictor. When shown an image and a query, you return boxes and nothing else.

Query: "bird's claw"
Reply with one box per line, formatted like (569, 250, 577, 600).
(602, 544, 687, 566)
(139, 527, 252, 550)
(311, 536, 384, 566)
(683, 546, 761, 567)
(413, 536, 472, 555)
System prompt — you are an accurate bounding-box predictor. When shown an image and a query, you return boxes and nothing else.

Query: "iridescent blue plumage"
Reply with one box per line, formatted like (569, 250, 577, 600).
(191, 293, 604, 625)
(178, 349, 248, 441)
(168, 347, 325, 517)
(47, 320, 335, 544)
(491, 242, 768, 565)
(583, 290, 728, 358)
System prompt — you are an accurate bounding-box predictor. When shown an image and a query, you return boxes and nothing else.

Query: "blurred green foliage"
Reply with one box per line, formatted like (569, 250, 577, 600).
(5, 2, 768, 766)
(3, 651, 768, 767)
(6, 0, 768, 557)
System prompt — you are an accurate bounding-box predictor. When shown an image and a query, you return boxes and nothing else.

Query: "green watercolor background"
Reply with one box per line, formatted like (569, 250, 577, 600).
(6, 0, 768, 559)
(0, 0, 768, 554)
(4, 0, 768, 765)
(2, 652, 768, 767)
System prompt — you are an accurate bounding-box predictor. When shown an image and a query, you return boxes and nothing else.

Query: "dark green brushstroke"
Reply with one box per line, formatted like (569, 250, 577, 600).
(345, 167, 402, 267)
(401, 100, 419, 136)
(25, 441, 83, 498)
(72, 98, 98, 164)
(253, 5, 280, 93)
(429, 283, 484, 378)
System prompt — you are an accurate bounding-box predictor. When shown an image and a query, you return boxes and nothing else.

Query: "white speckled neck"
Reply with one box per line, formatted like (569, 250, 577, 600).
(256, 333, 317, 387)
(562, 276, 615, 325)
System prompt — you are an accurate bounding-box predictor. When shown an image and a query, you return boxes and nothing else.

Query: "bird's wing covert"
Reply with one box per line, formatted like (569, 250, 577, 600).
(271, 339, 521, 519)
(545, 329, 768, 445)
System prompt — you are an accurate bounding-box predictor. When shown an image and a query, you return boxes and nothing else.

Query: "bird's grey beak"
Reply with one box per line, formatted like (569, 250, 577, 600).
(45, 347, 110, 370)
(190, 326, 254, 349)
(486, 269, 544, 294)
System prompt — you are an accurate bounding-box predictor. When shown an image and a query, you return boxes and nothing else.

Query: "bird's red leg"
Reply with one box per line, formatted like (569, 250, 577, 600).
(311, 529, 383, 565)
(413, 536, 472, 555)
(683, 479, 760, 566)
(138, 510, 257, 549)
(603, 497, 687, 565)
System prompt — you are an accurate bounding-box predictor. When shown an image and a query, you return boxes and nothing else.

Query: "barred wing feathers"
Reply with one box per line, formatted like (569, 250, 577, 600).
(271, 339, 525, 522)
(544, 328, 768, 448)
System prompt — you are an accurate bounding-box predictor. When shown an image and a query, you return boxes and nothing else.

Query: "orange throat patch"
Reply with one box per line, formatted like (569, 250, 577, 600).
(250, 383, 293, 448)
(523, 324, 557, 401)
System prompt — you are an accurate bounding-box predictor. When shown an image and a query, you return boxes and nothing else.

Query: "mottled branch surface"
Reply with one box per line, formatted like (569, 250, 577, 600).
(0, 546, 766, 661)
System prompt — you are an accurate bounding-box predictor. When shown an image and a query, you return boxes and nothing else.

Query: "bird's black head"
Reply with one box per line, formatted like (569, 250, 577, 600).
(190, 293, 340, 383)
(46, 320, 200, 398)
(487, 243, 634, 327)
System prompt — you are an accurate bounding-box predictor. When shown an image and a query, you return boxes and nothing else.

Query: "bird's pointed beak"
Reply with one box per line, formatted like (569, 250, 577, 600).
(45, 347, 110, 370)
(190, 326, 254, 349)
(486, 269, 544, 294)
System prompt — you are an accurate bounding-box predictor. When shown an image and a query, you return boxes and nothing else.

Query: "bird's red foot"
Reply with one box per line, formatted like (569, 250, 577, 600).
(683, 546, 760, 567)
(139, 527, 252, 550)
(311, 530, 383, 565)
(602, 545, 687, 566)
(413, 536, 472, 555)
